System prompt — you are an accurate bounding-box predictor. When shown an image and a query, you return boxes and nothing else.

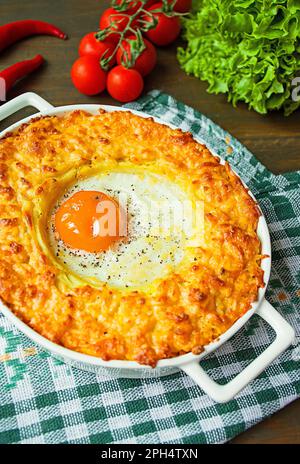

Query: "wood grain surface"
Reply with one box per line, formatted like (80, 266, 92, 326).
(0, 0, 299, 444)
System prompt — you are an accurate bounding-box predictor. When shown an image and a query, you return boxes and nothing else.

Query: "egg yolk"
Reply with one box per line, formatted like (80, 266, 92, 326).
(55, 190, 124, 253)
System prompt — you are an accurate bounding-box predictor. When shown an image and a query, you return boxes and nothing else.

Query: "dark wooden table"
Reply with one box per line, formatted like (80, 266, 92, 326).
(1, 0, 299, 444)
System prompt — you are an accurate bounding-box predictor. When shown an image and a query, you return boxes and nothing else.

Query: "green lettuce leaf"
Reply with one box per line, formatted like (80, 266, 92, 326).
(177, 0, 300, 115)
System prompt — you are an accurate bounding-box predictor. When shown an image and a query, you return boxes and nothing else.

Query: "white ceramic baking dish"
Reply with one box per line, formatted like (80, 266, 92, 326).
(0, 92, 295, 403)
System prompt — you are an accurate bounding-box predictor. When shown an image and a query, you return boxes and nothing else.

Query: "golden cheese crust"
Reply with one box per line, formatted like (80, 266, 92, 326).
(0, 110, 264, 366)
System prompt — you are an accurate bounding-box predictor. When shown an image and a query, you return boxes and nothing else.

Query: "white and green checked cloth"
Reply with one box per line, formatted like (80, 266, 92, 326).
(0, 91, 299, 444)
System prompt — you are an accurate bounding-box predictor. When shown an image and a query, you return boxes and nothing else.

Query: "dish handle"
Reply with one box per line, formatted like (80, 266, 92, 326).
(0, 92, 54, 122)
(180, 299, 295, 403)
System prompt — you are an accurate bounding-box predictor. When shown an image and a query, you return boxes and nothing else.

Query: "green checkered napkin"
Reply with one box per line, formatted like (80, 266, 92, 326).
(0, 91, 299, 444)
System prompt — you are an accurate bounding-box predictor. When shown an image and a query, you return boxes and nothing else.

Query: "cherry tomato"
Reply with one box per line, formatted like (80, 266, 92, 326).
(116, 35, 157, 76)
(99, 7, 132, 43)
(171, 0, 192, 13)
(71, 56, 107, 96)
(114, 0, 141, 13)
(144, 3, 181, 46)
(79, 32, 116, 67)
(107, 65, 144, 102)
(114, 0, 156, 12)
(145, 0, 157, 6)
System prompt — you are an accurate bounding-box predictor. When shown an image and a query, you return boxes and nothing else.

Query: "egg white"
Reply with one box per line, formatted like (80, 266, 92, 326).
(48, 171, 192, 289)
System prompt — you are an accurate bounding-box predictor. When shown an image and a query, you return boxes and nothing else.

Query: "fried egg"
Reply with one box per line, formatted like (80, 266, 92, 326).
(48, 170, 193, 289)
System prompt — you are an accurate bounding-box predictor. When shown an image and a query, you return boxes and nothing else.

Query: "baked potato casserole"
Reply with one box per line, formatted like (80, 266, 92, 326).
(0, 110, 264, 366)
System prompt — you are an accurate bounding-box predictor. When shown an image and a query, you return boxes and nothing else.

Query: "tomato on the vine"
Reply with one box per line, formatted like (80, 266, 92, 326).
(116, 35, 157, 76)
(107, 65, 144, 102)
(144, 2, 181, 46)
(99, 7, 133, 43)
(79, 32, 116, 66)
(71, 56, 107, 95)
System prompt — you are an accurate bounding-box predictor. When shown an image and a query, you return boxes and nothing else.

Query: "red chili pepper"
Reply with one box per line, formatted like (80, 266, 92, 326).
(0, 54, 44, 93)
(0, 20, 67, 53)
